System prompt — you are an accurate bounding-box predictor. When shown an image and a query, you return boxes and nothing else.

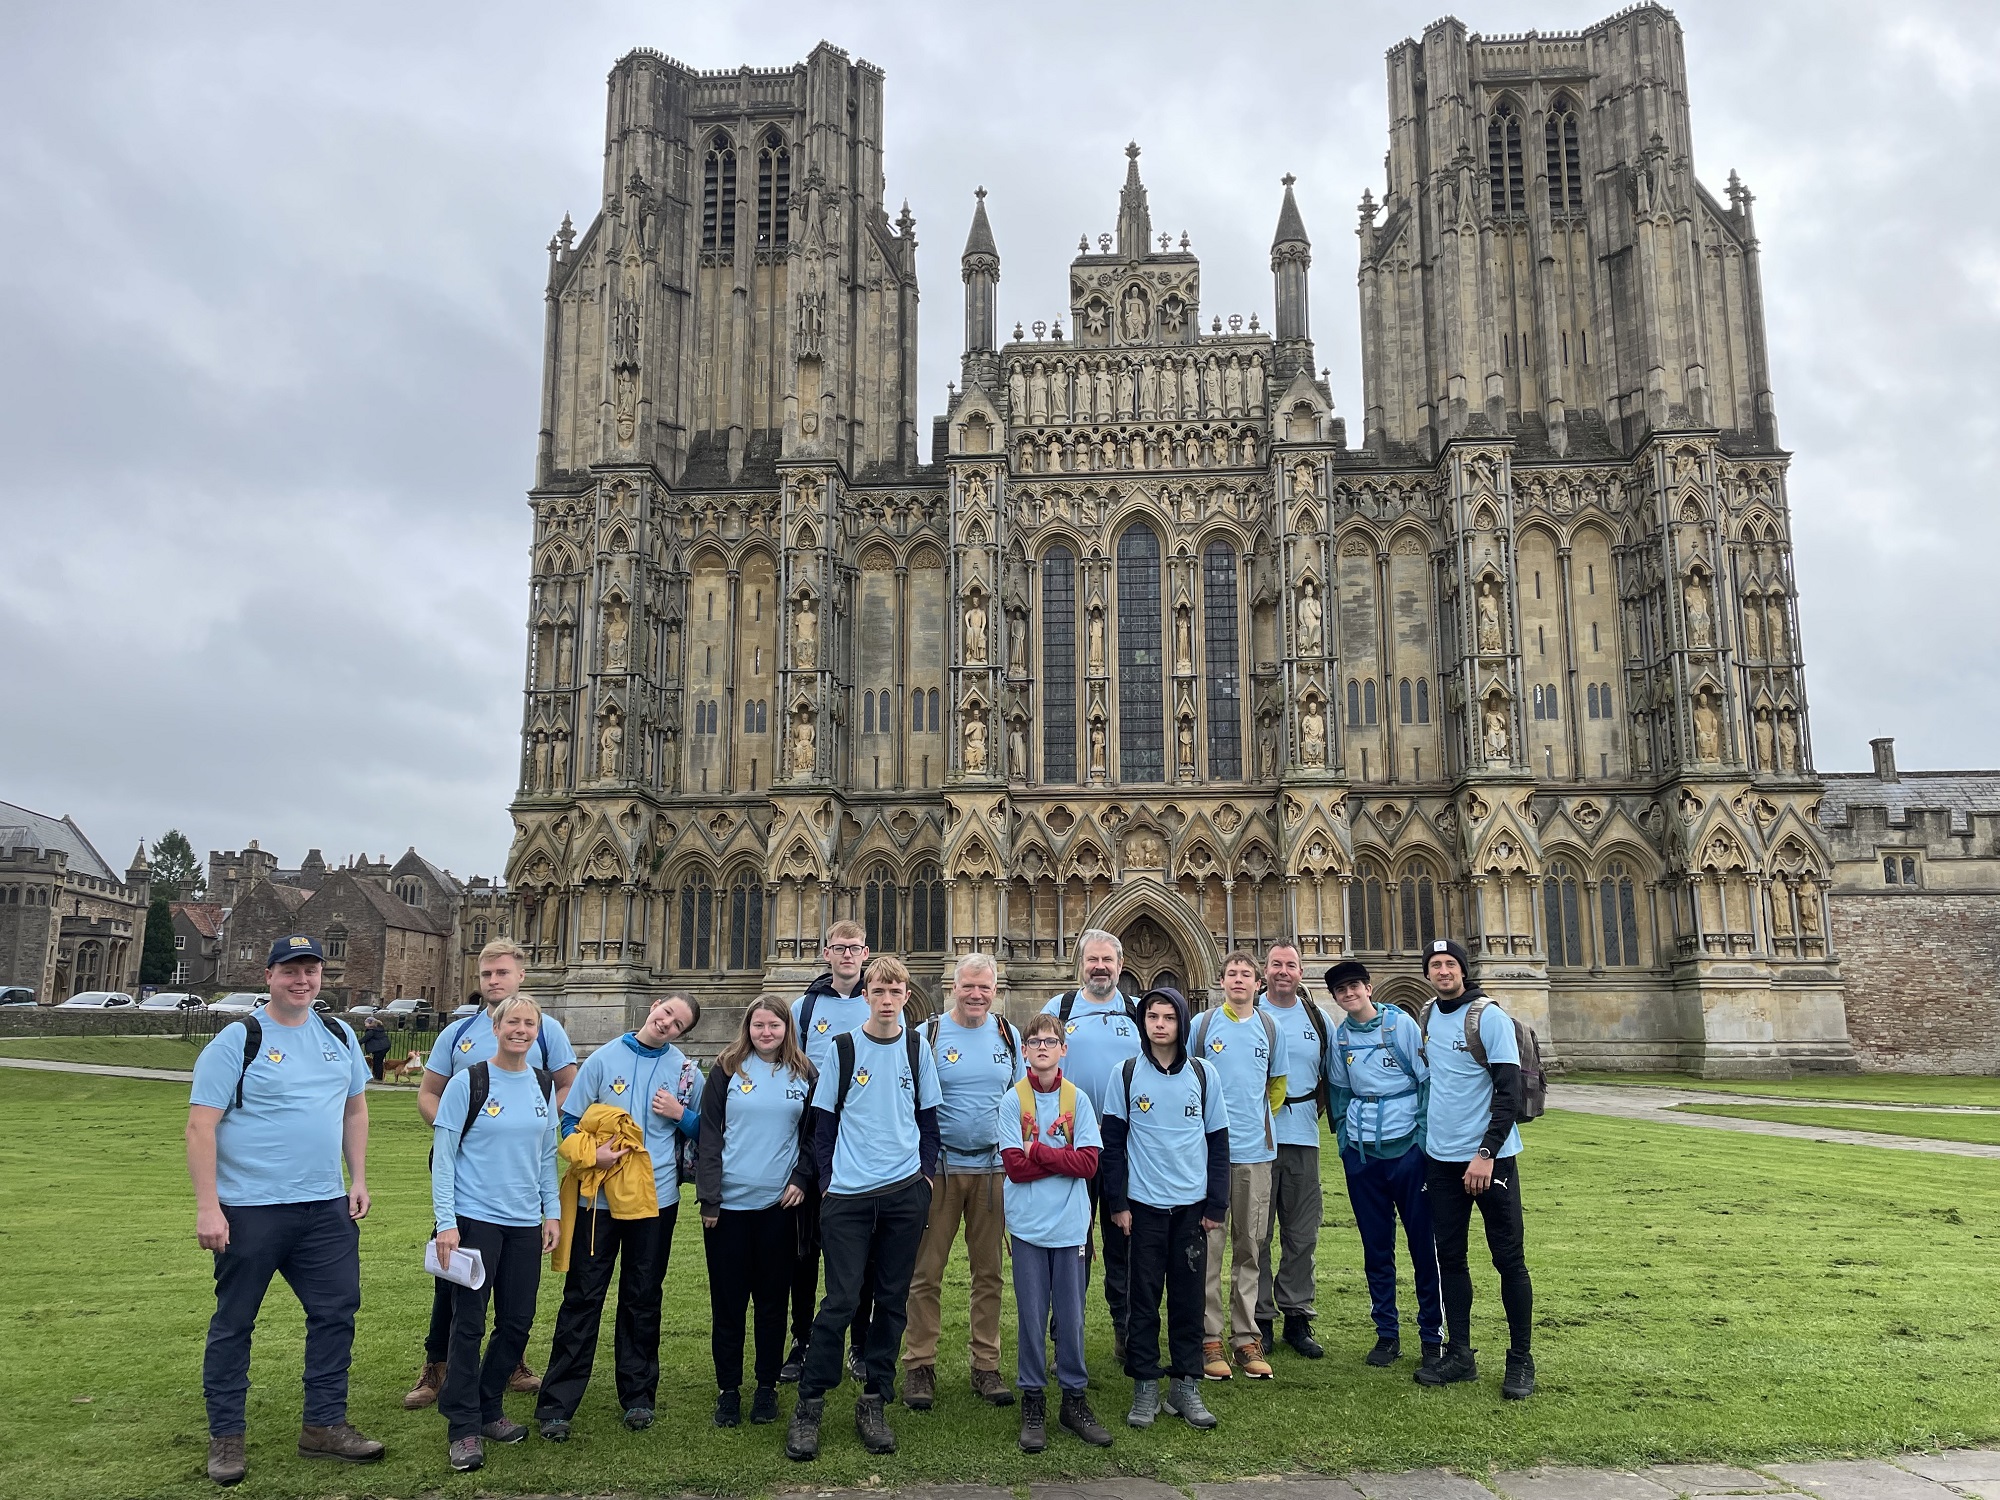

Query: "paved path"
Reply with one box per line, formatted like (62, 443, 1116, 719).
(1547, 1082, 2000, 1160)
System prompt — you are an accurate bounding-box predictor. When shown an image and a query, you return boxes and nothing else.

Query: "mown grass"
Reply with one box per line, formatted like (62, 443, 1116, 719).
(1563, 1070, 2000, 1108)
(1676, 1102, 2000, 1147)
(3, 1074, 1997, 1500)
(0, 1035, 210, 1070)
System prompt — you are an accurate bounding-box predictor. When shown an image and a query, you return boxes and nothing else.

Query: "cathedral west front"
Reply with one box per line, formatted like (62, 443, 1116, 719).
(504, 5, 1855, 1077)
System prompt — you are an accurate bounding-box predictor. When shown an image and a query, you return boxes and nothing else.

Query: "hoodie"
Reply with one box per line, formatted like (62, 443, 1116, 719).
(1098, 988, 1230, 1219)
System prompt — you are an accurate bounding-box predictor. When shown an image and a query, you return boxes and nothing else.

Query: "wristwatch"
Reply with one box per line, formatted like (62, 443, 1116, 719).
(1475, 1147, 1494, 1160)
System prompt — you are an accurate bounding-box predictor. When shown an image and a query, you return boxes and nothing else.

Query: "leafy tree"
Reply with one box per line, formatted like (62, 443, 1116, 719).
(140, 895, 178, 986)
(149, 830, 205, 901)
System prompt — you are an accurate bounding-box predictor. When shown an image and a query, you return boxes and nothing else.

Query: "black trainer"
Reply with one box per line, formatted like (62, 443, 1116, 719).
(854, 1393, 897, 1455)
(1366, 1335, 1401, 1367)
(1018, 1387, 1047, 1453)
(1283, 1314, 1324, 1359)
(1059, 1389, 1113, 1447)
(779, 1342, 806, 1384)
(1412, 1343, 1442, 1382)
(785, 1396, 824, 1461)
(750, 1384, 780, 1424)
(1502, 1351, 1536, 1400)
(713, 1388, 741, 1427)
(1415, 1344, 1477, 1385)
(1256, 1317, 1274, 1356)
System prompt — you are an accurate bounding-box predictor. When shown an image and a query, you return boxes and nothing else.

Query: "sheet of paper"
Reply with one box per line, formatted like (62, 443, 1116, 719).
(423, 1239, 486, 1289)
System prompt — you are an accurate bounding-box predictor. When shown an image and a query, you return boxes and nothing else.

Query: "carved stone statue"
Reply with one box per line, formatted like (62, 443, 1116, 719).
(1484, 707, 1510, 760)
(614, 367, 636, 443)
(1741, 599, 1765, 659)
(1178, 718, 1195, 769)
(1093, 362, 1113, 422)
(1477, 581, 1503, 654)
(550, 729, 568, 787)
(964, 596, 988, 663)
(1247, 353, 1267, 416)
(1296, 579, 1323, 655)
(1767, 595, 1790, 657)
(965, 471, 988, 508)
(1087, 608, 1105, 674)
(1008, 366, 1026, 416)
(1120, 284, 1149, 341)
(1175, 607, 1193, 674)
(605, 601, 628, 666)
(1693, 695, 1720, 761)
(1770, 882, 1795, 935)
(1179, 358, 1198, 418)
(555, 629, 573, 685)
(1138, 359, 1158, 416)
(1202, 357, 1222, 416)
(532, 732, 550, 792)
(793, 598, 817, 668)
(1089, 720, 1107, 776)
(598, 713, 623, 778)
(1008, 613, 1027, 673)
(1222, 356, 1244, 414)
(1754, 710, 1775, 768)
(1291, 462, 1314, 503)
(790, 713, 816, 776)
(1798, 883, 1823, 938)
(1631, 713, 1652, 770)
(1027, 364, 1049, 424)
(965, 714, 988, 774)
(1300, 705, 1327, 768)
(1778, 712, 1800, 772)
(1008, 720, 1027, 777)
(1684, 575, 1714, 649)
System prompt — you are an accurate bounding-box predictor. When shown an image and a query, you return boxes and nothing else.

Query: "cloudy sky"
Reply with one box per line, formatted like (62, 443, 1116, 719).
(2, 0, 1994, 881)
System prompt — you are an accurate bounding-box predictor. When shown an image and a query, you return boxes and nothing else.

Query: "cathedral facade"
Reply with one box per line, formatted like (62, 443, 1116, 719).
(505, 5, 1853, 1077)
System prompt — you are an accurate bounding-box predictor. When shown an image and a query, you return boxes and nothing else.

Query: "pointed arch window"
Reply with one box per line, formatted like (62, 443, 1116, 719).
(1487, 100, 1526, 217)
(1116, 525, 1165, 782)
(756, 130, 791, 247)
(1398, 862, 1438, 952)
(1543, 860, 1583, 967)
(909, 862, 946, 952)
(1600, 860, 1641, 966)
(1546, 96, 1584, 215)
(1347, 679, 1363, 729)
(864, 862, 899, 953)
(1042, 546, 1078, 781)
(1203, 542, 1243, 778)
(1416, 677, 1431, 723)
(1364, 679, 1378, 726)
(1351, 860, 1388, 952)
(728, 869, 764, 970)
(679, 868, 717, 969)
(1399, 678, 1413, 724)
(702, 133, 736, 251)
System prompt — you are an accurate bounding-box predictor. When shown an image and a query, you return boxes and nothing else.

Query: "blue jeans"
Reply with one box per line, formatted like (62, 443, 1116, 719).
(203, 1198, 360, 1436)
(1011, 1238, 1089, 1392)
(1341, 1145, 1443, 1346)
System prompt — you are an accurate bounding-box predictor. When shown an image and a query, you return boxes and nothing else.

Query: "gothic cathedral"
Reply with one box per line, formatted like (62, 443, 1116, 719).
(505, 6, 1854, 1077)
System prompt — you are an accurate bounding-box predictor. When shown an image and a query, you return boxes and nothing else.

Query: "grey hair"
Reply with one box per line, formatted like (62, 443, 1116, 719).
(952, 952, 998, 984)
(1076, 929, 1123, 969)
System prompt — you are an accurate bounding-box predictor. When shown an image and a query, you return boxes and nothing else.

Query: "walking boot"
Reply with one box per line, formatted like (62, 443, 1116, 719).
(1018, 1387, 1047, 1453)
(1201, 1339, 1233, 1380)
(622, 1405, 654, 1431)
(854, 1392, 897, 1454)
(507, 1360, 542, 1394)
(779, 1340, 807, 1384)
(1502, 1351, 1537, 1400)
(297, 1423, 384, 1462)
(750, 1384, 780, 1424)
(1412, 1343, 1443, 1382)
(785, 1396, 824, 1461)
(482, 1418, 526, 1444)
(537, 1417, 571, 1442)
(401, 1361, 446, 1410)
(1283, 1314, 1325, 1359)
(1234, 1341, 1274, 1379)
(1163, 1375, 1217, 1429)
(206, 1434, 246, 1486)
(1059, 1389, 1113, 1447)
(1366, 1335, 1401, 1367)
(1126, 1376, 1161, 1428)
(713, 1388, 741, 1427)
(1415, 1343, 1477, 1386)
(447, 1436, 483, 1473)
(903, 1364, 935, 1410)
(971, 1366, 1015, 1406)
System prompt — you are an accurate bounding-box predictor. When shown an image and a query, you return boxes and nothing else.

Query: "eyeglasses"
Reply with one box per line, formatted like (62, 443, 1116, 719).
(825, 944, 867, 956)
(1023, 1036, 1064, 1050)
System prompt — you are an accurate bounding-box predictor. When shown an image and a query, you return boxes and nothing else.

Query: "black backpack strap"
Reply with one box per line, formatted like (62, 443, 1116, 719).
(1120, 1055, 1138, 1117)
(1058, 989, 1077, 1024)
(232, 1015, 263, 1110)
(798, 991, 820, 1040)
(832, 1031, 857, 1116)
(997, 1015, 1019, 1071)
(906, 1030, 923, 1115)
(459, 1061, 492, 1143)
(536, 1029, 550, 1070)
(534, 1066, 554, 1102)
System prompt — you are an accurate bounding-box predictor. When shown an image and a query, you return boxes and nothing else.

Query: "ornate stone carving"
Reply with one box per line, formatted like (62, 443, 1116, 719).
(1484, 704, 1510, 761)
(550, 729, 568, 788)
(790, 710, 816, 777)
(1296, 579, 1323, 656)
(1300, 700, 1327, 768)
(1693, 692, 1721, 762)
(597, 706, 623, 779)
(964, 590, 988, 664)
(1477, 579, 1503, 654)
(1684, 573, 1714, 649)
(1778, 710, 1800, 772)
(1087, 605, 1106, 674)
(792, 593, 818, 668)
(1754, 708, 1775, 769)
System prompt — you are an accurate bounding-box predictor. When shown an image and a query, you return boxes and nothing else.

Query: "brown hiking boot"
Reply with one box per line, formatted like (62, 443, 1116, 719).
(401, 1360, 445, 1409)
(903, 1363, 935, 1410)
(206, 1434, 246, 1486)
(297, 1422, 384, 1463)
(507, 1360, 541, 1394)
(970, 1366, 1015, 1407)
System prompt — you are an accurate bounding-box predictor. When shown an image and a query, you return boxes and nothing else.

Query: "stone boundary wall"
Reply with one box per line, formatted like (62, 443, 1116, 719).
(1830, 891, 2000, 1073)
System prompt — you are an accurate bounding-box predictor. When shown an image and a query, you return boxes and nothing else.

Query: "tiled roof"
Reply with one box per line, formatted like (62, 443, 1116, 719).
(0, 800, 118, 882)
(173, 901, 226, 938)
(346, 876, 447, 935)
(1818, 771, 2000, 836)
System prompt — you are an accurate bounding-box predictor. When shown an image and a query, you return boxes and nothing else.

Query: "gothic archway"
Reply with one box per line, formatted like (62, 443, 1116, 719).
(1085, 876, 1221, 1005)
(1114, 914, 1189, 998)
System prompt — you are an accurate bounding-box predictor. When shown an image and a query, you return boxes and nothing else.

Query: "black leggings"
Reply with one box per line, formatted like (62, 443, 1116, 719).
(705, 1204, 797, 1391)
(1425, 1154, 1532, 1357)
(440, 1217, 542, 1441)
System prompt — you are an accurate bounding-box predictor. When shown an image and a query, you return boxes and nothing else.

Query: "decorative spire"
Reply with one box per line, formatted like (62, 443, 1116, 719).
(962, 186, 998, 263)
(1271, 172, 1311, 255)
(1115, 142, 1151, 261)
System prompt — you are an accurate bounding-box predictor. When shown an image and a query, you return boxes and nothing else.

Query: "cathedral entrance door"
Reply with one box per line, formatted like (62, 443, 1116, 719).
(1113, 914, 1191, 997)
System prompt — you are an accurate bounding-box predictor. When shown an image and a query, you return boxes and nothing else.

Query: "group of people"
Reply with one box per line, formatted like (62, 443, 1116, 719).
(184, 922, 1537, 1486)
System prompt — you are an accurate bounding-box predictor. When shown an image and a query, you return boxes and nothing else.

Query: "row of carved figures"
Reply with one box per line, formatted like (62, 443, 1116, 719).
(1016, 427, 1263, 475)
(1008, 350, 1268, 427)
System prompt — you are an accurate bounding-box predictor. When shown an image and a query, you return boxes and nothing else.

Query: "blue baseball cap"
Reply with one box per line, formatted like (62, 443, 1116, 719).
(266, 934, 326, 966)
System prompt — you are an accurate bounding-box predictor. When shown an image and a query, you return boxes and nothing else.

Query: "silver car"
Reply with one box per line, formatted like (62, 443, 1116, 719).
(138, 992, 205, 1011)
(208, 993, 265, 1013)
(55, 991, 135, 1010)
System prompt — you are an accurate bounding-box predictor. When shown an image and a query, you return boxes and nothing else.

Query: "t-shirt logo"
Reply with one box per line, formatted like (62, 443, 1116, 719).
(482, 1099, 503, 1118)
(322, 1048, 338, 1061)
(1065, 1021, 1079, 1035)
(1115, 1023, 1132, 1038)
(611, 1076, 629, 1095)
(943, 1047, 962, 1065)
(265, 1048, 284, 1064)
(1135, 1093, 1153, 1113)
(992, 1049, 1009, 1065)
(786, 1082, 807, 1102)
(737, 1076, 756, 1093)
(1208, 1038, 1226, 1054)
(814, 1019, 830, 1034)
(458, 1037, 476, 1053)
(853, 1067, 872, 1089)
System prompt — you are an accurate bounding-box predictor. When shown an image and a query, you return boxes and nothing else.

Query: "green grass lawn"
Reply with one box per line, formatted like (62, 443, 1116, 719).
(4, 1075, 1998, 1500)
(1674, 1102, 2000, 1147)
(0, 1033, 429, 1074)
(1562, 1070, 2000, 1108)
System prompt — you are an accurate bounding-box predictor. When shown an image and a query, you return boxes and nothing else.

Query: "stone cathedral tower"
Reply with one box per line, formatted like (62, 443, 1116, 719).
(507, 7, 1853, 1078)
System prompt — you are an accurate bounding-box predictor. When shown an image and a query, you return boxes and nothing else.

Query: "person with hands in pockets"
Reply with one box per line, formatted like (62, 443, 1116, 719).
(429, 995, 561, 1474)
(1253, 939, 1333, 1361)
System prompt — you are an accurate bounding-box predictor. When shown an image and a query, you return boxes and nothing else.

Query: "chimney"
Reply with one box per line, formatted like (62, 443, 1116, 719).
(1870, 737, 1899, 783)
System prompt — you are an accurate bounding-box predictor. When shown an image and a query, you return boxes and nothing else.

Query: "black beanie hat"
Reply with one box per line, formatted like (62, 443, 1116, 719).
(1324, 960, 1371, 993)
(1422, 937, 1474, 978)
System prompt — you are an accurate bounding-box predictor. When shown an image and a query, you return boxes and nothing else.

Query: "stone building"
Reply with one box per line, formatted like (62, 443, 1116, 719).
(504, 6, 1853, 1075)
(0, 800, 151, 1000)
(456, 876, 516, 1004)
(169, 901, 227, 990)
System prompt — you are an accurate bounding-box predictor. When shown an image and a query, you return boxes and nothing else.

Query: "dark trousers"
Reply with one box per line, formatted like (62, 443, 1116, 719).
(1085, 1173, 1131, 1334)
(1341, 1146, 1443, 1346)
(424, 1274, 452, 1362)
(791, 1190, 871, 1355)
(1123, 1200, 1207, 1382)
(440, 1217, 542, 1440)
(202, 1198, 360, 1437)
(1426, 1154, 1532, 1356)
(1011, 1239, 1089, 1393)
(705, 1204, 798, 1391)
(535, 1203, 677, 1420)
(368, 1053, 386, 1082)
(800, 1178, 930, 1401)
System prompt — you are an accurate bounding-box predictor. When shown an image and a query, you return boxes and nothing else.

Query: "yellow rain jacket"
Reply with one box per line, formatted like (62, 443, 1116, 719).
(552, 1102, 657, 1272)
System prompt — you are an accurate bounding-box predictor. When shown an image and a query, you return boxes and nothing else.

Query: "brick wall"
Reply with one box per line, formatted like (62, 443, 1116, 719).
(1829, 891, 2000, 1072)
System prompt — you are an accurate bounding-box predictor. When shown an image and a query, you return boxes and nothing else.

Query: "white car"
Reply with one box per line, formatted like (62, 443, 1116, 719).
(138, 992, 205, 1011)
(208, 993, 265, 1013)
(56, 991, 135, 1010)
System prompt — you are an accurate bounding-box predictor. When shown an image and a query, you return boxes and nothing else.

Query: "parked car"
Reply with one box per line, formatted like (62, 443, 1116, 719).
(56, 991, 135, 1010)
(347, 1004, 380, 1017)
(208, 993, 265, 1013)
(0, 986, 37, 1007)
(138, 992, 206, 1011)
(448, 1003, 480, 1020)
(381, 997, 432, 1028)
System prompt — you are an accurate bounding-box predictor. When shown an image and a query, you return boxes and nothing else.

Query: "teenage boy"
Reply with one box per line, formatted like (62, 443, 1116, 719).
(535, 993, 700, 1439)
(186, 934, 382, 1486)
(1254, 940, 1330, 1359)
(1188, 950, 1289, 1380)
(903, 953, 1023, 1411)
(997, 1013, 1111, 1452)
(787, 920, 872, 1384)
(1040, 929, 1143, 1351)
(787, 956, 942, 1462)
(406, 939, 578, 1411)
(1101, 987, 1228, 1432)
(1417, 938, 1534, 1399)
(1322, 960, 1443, 1371)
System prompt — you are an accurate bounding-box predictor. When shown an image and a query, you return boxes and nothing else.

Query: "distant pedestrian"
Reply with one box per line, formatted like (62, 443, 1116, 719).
(361, 1017, 390, 1082)
(186, 933, 383, 1487)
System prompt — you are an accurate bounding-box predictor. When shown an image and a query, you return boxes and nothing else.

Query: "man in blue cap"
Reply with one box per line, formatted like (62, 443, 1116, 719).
(186, 935, 383, 1485)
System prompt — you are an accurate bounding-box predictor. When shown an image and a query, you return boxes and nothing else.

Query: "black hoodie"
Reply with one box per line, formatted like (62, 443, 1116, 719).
(1431, 981, 1525, 1159)
(1099, 987, 1230, 1220)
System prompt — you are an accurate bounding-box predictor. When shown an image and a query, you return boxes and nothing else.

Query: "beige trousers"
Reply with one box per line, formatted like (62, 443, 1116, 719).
(1203, 1160, 1274, 1346)
(902, 1167, 1006, 1371)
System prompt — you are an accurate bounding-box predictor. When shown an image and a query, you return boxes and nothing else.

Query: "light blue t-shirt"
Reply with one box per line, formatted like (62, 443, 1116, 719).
(1325, 1006, 1427, 1157)
(561, 1034, 702, 1205)
(1422, 997, 1523, 1162)
(1103, 1053, 1227, 1210)
(1189, 1005, 1288, 1166)
(1039, 991, 1142, 1117)
(811, 1027, 942, 1196)
(719, 1054, 813, 1211)
(426, 1006, 578, 1082)
(431, 1064, 559, 1228)
(930, 1013, 1026, 1171)
(190, 1014, 369, 1207)
(792, 987, 870, 1077)
(1258, 996, 1329, 1149)
(996, 1079, 1101, 1248)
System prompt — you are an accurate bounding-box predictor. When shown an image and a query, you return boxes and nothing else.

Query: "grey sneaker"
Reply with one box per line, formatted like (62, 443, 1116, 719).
(481, 1418, 527, 1444)
(297, 1422, 384, 1462)
(1164, 1375, 1217, 1429)
(1127, 1377, 1161, 1428)
(448, 1435, 483, 1472)
(206, 1434, 246, 1486)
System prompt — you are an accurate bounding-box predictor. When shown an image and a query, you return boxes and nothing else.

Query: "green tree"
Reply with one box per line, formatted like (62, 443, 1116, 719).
(148, 830, 204, 901)
(139, 895, 177, 986)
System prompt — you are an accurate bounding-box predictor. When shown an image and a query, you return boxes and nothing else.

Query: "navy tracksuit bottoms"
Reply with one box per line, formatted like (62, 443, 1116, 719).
(1340, 1145, 1443, 1348)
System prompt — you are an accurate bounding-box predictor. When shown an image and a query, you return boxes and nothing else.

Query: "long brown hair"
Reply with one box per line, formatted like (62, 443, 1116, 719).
(714, 994, 813, 1083)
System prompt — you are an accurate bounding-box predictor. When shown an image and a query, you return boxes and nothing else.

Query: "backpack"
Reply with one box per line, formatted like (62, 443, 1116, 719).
(1419, 996, 1546, 1122)
(923, 1012, 1020, 1073)
(1189, 1005, 1283, 1149)
(1012, 1075, 1081, 1147)
(831, 1028, 927, 1119)
(230, 1011, 353, 1110)
(1274, 996, 1337, 1118)
(1057, 988, 1142, 1027)
(458, 1059, 555, 1142)
(1117, 1053, 1210, 1122)
(442, 1011, 551, 1073)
